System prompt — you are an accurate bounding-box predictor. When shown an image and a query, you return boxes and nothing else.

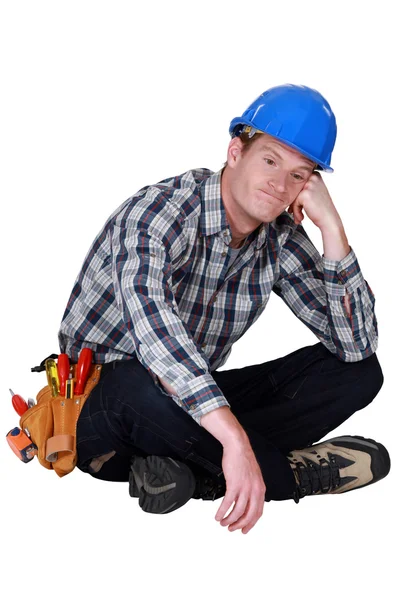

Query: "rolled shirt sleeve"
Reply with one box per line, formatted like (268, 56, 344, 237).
(112, 224, 230, 425)
(273, 224, 378, 361)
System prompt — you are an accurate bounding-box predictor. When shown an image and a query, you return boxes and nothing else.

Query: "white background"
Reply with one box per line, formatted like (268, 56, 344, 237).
(1, 1, 398, 598)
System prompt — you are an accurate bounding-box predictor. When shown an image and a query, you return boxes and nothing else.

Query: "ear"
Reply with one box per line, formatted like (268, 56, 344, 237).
(226, 137, 244, 168)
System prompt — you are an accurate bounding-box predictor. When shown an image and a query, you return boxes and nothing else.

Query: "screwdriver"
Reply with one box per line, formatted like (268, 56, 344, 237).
(45, 358, 60, 397)
(9, 389, 29, 416)
(57, 353, 70, 396)
(74, 348, 93, 395)
(65, 375, 74, 400)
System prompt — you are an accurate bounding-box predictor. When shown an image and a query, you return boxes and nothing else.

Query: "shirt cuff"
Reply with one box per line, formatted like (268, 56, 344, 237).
(154, 371, 231, 426)
(323, 247, 364, 296)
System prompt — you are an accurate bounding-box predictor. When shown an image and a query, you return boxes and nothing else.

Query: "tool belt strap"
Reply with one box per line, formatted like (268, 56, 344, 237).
(46, 434, 74, 462)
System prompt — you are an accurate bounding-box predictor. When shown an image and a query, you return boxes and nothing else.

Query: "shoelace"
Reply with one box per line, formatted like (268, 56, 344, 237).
(292, 455, 341, 503)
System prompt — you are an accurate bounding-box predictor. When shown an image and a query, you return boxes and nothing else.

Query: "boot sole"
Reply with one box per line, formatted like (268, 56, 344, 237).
(129, 455, 196, 514)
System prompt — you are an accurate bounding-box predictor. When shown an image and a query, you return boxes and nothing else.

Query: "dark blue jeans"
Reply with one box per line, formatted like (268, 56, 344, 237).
(76, 342, 383, 502)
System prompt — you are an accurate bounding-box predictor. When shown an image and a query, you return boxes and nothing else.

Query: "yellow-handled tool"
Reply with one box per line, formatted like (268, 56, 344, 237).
(45, 358, 60, 397)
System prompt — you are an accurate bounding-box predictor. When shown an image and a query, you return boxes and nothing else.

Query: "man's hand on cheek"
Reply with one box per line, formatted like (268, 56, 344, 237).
(287, 172, 342, 231)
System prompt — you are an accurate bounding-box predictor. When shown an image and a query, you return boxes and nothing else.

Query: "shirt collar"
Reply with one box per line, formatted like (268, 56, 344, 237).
(199, 169, 269, 250)
(199, 170, 228, 236)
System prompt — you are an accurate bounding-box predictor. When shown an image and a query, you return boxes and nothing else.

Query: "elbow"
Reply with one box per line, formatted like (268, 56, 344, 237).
(158, 375, 178, 397)
(335, 335, 379, 363)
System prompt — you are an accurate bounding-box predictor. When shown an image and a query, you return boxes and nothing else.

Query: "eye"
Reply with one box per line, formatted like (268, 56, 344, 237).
(265, 158, 275, 166)
(291, 173, 304, 181)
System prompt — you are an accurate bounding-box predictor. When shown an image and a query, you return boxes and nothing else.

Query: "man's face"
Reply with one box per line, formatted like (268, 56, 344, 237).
(225, 133, 316, 225)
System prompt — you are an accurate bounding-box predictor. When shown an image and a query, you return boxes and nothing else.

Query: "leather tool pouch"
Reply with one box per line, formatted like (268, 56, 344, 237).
(19, 363, 102, 478)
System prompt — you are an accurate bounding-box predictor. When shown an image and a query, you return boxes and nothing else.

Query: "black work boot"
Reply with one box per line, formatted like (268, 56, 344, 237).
(129, 455, 197, 514)
(287, 435, 391, 503)
(192, 473, 226, 501)
(129, 455, 226, 514)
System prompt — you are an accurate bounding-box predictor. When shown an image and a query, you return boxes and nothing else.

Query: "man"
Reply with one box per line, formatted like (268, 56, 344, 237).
(59, 84, 390, 534)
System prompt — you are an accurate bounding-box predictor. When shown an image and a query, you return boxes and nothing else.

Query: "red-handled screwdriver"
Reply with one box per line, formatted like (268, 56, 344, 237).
(57, 354, 70, 396)
(9, 389, 29, 416)
(74, 348, 93, 395)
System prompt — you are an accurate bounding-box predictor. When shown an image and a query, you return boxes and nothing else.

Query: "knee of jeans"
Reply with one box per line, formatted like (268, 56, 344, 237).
(349, 352, 384, 410)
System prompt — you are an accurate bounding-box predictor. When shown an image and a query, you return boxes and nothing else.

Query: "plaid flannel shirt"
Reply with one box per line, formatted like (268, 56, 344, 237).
(58, 168, 378, 425)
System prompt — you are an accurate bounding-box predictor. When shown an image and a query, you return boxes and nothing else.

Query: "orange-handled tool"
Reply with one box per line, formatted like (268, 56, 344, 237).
(74, 348, 93, 395)
(57, 354, 70, 396)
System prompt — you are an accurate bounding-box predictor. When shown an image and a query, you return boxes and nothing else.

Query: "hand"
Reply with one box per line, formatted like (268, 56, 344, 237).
(288, 171, 342, 231)
(215, 440, 266, 534)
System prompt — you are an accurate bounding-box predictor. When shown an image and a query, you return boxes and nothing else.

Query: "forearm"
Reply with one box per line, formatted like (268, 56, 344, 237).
(200, 406, 249, 448)
(277, 222, 377, 361)
(320, 219, 350, 262)
(321, 220, 351, 316)
(322, 245, 378, 359)
(159, 376, 248, 447)
(158, 376, 177, 397)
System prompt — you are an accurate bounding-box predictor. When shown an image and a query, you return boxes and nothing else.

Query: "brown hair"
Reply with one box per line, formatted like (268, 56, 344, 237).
(223, 130, 264, 167)
(238, 130, 264, 151)
(223, 130, 318, 171)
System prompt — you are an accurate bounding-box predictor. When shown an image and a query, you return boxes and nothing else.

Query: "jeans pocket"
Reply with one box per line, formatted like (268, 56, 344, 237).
(282, 375, 309, 400)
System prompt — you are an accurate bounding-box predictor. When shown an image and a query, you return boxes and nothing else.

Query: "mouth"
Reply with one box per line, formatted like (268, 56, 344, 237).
(260, 190, 285, 203)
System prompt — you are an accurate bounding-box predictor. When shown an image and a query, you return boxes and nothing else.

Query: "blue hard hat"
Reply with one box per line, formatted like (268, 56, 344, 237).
(229, 84, 337, 172)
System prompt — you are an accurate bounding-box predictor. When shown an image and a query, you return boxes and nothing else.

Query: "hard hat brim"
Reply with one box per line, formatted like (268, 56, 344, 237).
(229, 118, 334, 173)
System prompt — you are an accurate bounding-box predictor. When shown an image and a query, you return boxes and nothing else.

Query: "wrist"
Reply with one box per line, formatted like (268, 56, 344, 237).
(223, 433, 250, 450)
(319, 214, 344, 235)
(200, 406, 249, 448)
(320, 221, 351, 262)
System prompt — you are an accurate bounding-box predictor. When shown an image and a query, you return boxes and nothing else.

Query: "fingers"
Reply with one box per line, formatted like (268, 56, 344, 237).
(215, 490, 237, 522)
(291, 204, 304, 224)
(216, 443, 266, 533)
(226, 499, 251, 532)
(219, 495, 248, 527)
(288, 201, 304, 225)
(215, 488, 265, 534)
(230, 501, 263, 534)
(293, 209, 304, 225)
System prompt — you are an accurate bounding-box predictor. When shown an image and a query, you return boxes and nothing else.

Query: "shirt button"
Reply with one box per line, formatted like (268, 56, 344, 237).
(201, 342, 206, 348)
(223, 230, 229, 236)
(340, 270, 347, 277)
(222, 251, 227, 257)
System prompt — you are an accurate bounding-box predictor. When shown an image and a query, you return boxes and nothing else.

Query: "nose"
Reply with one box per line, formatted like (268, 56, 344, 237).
(269, 171, 287, 195)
